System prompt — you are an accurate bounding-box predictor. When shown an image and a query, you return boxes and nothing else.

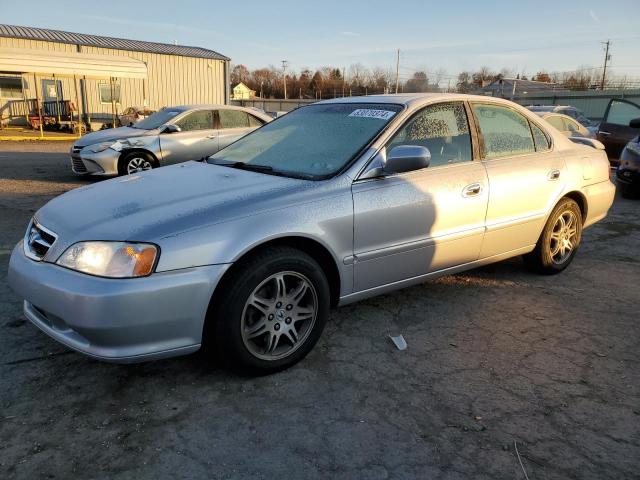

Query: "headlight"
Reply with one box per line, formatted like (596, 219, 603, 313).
(88, 140, 124, 153)
(624, 142, 640, 156)
(56, 241, 158, 278)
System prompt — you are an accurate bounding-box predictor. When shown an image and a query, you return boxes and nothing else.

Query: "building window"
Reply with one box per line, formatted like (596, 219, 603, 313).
(99, 83, 121, 104)
(0, 77, 23, 98)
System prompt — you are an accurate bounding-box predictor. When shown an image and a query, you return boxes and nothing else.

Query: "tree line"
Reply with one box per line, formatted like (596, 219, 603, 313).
(232, 63, 638, 99)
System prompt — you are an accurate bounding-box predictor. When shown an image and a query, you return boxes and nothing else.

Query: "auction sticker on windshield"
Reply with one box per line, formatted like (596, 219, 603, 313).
(348, 109, 396, 120)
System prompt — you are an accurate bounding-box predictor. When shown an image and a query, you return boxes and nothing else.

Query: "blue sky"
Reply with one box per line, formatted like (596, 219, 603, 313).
(2, 0, 638, 80)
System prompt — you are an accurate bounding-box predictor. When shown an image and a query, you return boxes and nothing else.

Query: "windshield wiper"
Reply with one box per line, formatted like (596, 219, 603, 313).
(210, 159, 276, 173)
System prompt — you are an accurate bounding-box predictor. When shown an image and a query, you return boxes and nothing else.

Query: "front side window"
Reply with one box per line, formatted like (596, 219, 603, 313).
(472, 104, 535, 159)
(387, 102, 472, 167)
(175, 110, 214, 131)
(209, 103, 402, 179)
(606, 100, 640, 126)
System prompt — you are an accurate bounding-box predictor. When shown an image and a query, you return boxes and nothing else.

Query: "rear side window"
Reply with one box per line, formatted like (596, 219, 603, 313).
(472, 104, 535, 159)
(248, 114, 265, 127)
(219, 110, 249, 129)
(387, 102, 472, 167)
(530, 122, 551, 151)
(546, 115, 565, 131)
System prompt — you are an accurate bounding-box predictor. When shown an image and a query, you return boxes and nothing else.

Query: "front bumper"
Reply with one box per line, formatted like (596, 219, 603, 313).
(8, 243, 229, 363)
(70, 146, 119, 176)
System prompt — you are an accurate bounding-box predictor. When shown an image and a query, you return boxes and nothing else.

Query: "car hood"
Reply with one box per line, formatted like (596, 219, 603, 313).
(75, 126, 158, 147)
(34, 161, 313, 254)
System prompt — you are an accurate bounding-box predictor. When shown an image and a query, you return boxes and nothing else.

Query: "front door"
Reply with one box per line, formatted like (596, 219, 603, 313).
(352, 101, 488, 292)
(470, 103, 566, 258)
(159, 109, 218, 164)
(597, 99, 640, 163)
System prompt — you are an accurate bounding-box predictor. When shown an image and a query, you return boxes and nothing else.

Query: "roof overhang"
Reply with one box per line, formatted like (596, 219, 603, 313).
(0, 48, 147, 79)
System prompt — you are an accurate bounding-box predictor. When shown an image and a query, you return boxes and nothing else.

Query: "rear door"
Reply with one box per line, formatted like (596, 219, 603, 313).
(159, 109, 218, 163)
(216, 110, 266, 151)
(351, 101, 488, 291)
(597, 99, 640, 162)
(471, 102, 565, 258)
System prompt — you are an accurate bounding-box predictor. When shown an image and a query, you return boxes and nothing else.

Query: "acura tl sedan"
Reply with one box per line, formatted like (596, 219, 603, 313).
(70, 105, 272, 176)
(9, 94, 615, 374)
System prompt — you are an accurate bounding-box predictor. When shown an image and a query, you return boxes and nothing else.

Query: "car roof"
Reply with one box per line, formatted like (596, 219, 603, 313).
(316, 93, 529, 109)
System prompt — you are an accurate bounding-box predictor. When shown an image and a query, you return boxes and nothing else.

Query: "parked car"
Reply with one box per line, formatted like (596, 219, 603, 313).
(69, 105, 272, 176)
(527, 105, 595, 127)
(534, 112, 595, 139)
(596, 98, 640, 165)
(119, 106, 156, 127)
(9, 94, 615, 374)
(616, 122, 640, 198)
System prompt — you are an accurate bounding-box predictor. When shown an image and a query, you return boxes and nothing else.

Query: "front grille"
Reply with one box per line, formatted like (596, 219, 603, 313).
(71, 156, 87, 173)
(24, 220, 58, 261)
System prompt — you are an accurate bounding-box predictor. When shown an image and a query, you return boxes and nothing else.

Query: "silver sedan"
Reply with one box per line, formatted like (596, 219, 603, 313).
(70, 105, 272, 176)
(9, 94, 615, 374)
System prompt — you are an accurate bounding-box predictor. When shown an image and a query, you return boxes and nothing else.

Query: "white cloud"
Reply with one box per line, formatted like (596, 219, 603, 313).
(589, 9, 600, 22)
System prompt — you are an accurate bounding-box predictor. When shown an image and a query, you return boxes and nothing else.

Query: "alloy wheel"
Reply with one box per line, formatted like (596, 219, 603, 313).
(126, 157, 153, 174)
(549, 210, 578, 264)
(241, 271, 318, 361)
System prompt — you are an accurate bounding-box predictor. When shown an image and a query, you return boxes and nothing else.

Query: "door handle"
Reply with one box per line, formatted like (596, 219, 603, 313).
(598, 130, 611, 136)
(548, 169, 561, 181)
(462, 183, 482, 197)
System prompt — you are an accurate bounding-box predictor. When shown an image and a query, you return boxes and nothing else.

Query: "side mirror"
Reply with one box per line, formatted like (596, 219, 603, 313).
(629, 118, 640, 129)
(162, 124, 181, 134)
(384, 145, 431, 174)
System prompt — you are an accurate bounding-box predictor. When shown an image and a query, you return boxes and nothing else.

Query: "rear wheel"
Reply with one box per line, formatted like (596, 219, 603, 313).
(118, 151, 156, 176)
(524, 198, 583, 274)
(208, 247, 330, 375)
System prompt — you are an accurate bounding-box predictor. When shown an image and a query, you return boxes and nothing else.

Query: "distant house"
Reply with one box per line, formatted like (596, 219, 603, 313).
(232, 82, 256, 100)
(479, 78, 568, 98)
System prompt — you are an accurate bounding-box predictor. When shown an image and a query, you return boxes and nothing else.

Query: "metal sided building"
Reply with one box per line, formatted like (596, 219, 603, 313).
(0, 24, 230, 129)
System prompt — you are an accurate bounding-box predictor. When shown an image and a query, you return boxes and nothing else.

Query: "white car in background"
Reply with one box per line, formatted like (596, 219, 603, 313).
(118, 106, 156, 127)
(70, 105, 272, 176)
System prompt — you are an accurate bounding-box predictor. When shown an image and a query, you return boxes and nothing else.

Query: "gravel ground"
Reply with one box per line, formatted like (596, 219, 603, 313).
(1, 142, 639, 480)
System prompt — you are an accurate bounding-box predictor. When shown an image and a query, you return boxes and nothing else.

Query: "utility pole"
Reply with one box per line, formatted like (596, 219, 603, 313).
(395, 49, 400, 94)
(281, 60, 288, 99)
(600, 40, 611, 90)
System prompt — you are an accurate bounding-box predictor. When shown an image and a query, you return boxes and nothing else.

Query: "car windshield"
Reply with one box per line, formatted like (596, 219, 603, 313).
(208, 103, 402, 179)
(132, 108, 183, 129)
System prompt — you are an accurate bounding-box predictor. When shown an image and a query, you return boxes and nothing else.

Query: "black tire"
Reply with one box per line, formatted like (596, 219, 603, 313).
(524, 198, 583, 275)
(117, 151, 156, 176)
(207, 246, 330, 375)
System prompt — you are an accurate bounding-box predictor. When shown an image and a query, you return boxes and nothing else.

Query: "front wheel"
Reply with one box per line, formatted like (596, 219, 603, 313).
(524, 198, 583, 274)
(118, 151, 156, 176)
(208, 247, 330, 375)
